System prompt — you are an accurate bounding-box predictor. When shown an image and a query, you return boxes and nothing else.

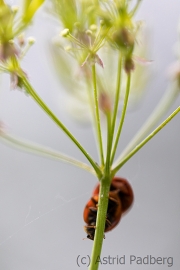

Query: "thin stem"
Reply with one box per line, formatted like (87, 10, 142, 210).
(112, 107, 180, 175)
(86, 79, 101, 154)
(68, 34, 88, 49)
(0, 132, 95, 175)
(105, 111, 112, 175)
(110, 73, 131, 164)
(130, 0, 143, 17)
(89, 175, 111, 270)
(91, 24, 103, 51)
(13, 22, 27, 37)
(93, 27, 110, 53)
(113, 83, 180, 167)
(20, 73, 102, 178)
(110, 53, 123, 153)
(92, 64, 104, 166)
(19, 42, 34, 60)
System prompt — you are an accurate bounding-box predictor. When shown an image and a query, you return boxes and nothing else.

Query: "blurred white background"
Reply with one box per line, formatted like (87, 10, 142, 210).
(0, 0, 180, 269)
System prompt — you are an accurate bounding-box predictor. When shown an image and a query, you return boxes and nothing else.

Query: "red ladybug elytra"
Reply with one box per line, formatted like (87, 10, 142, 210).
(83, 177, 134, 240)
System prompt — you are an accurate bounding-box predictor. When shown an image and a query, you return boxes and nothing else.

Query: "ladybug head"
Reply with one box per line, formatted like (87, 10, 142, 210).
(84, 224, 96, 240)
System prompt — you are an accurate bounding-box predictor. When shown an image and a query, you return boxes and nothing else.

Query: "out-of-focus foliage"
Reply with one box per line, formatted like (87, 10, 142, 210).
(48, 0, 149, 122)
(22, 0, 45, 24)
(0, 0, 44, 87)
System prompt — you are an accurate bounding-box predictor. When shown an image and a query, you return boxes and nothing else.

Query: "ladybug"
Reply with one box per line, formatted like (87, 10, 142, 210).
(83, 177, 134, 240)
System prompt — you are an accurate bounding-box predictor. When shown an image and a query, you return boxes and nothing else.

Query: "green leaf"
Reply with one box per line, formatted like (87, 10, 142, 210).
(23, 0, 45, 23)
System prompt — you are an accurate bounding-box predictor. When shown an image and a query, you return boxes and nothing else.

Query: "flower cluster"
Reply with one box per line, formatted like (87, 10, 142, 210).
(0, 0, 44, 88)
(49, 0, 148, 121)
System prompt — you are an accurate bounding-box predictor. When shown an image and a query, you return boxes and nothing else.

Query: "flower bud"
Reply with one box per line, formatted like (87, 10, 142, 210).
(124, 57, 135, 74)
(100, 20, 105, 26)
(64, 45, 72, 52)
(74, 22, 80, 28)
(11, 5, 19, 14)
(61, 28, 70, 37)
(28, 36, 36, 45)
(112, 28, 134, 49)
(99, 92, 111, 114)
(90, 24, 97, 32)
(86, 30, 92, 36)
(17, 34, 25, 47)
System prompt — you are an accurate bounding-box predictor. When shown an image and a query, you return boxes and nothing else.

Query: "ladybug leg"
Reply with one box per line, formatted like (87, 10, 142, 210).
(85, 225, 96, 229)
(109, 195, 119, 204)
(89, 206, 97, 212)
(111, 189, 120, 195)
(106, 218, 112, 226)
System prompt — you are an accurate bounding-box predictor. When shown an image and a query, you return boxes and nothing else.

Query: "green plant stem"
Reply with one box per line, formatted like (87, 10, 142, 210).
(87, 79, 102, 157)
(92, 24, 104, 51)
(130, 0, 142, 17)
(19, 43, 33, 60)
(110, 53, 122, 154)
(90, 110, 112, 269)
(89, 175, 111, 270)
(113, 83, 180, 167)
(105, 111, 112, 175)
(68, 34, 87, 49)
(13, 22, 28, 37)
(110, 73, 131, 164)
(112, 106, 180, 175)
(92, 64, 104, 166)
(20, 73, 102, 178)
(0, 132, 95, 175)
(93, 27, 110, 53)
(87, 79, 96, 123)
